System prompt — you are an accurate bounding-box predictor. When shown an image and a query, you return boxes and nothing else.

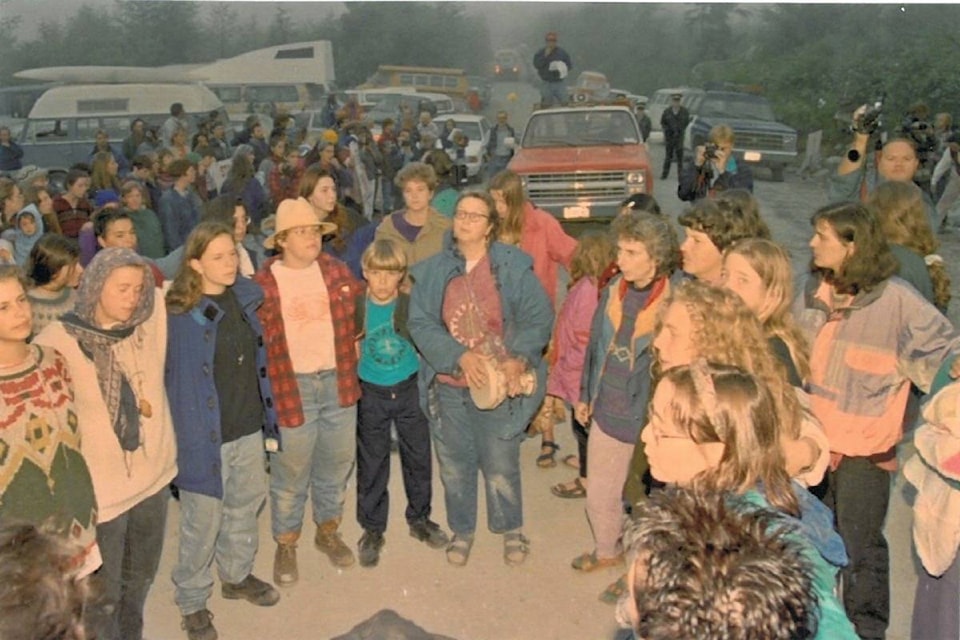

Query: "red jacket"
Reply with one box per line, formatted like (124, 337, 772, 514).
(254, 253, 364, 427)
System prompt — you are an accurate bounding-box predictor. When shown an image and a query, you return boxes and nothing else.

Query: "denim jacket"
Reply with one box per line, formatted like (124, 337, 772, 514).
(408, 234, 554, 437)
(165, 276, 280, 499)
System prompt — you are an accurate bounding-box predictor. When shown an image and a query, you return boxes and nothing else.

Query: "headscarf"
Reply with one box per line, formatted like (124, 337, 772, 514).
(60, 248, 156, 451)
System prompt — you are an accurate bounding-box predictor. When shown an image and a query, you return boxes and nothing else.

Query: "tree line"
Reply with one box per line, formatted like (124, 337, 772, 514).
(2, 2, 958, 149)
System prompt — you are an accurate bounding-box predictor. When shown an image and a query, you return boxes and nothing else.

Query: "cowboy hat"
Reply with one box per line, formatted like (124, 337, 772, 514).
(263, 197, 337, 250)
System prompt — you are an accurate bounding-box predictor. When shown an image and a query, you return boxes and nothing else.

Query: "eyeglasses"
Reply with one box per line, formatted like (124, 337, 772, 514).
(454, 210, 490, 223)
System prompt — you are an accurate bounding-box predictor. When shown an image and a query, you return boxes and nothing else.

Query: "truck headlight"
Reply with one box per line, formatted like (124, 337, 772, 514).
(626, 172, 645, 185)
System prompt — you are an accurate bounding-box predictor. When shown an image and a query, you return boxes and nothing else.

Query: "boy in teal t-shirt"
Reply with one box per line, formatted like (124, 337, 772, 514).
(354, 239, 449, 567)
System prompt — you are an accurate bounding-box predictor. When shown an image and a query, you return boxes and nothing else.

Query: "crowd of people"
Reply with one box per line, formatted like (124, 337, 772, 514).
(1, 87, 960, 640)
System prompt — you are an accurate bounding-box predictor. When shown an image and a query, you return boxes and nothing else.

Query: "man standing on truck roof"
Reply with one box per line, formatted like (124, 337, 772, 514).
(533, 31, 572, 108)
(660, 93, 690, 180)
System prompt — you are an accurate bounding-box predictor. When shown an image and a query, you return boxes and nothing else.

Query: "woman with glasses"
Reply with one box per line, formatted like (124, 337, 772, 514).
(408, 192, 553, 567)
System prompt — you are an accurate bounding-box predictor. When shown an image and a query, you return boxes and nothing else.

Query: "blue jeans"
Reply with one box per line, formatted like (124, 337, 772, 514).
(540, 81, 567, 107)
(433, 384, 524, 536)
(173, 432, 268, 615)
(270, 370, 357, 541)
(88, 488, 169, 640)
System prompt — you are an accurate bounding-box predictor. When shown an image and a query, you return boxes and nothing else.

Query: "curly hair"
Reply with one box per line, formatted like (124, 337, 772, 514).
(624, 486, 816, 640)
(661, 363, 799, 515)
(610, 210, 680, 279)
(488, 169, 526, 246)
(165, 221, 235, 314)
(394, 161, 438, 192)
(0, 523, 90, 640)
(660, 280, 802, 440)
(724, 238, 810, 381)
(867, 180, 951, 310)
(569, 231, 615, 285)
(810, 201, 897, 295)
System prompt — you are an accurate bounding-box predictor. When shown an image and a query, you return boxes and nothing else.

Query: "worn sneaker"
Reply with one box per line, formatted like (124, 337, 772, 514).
(181, 609, 217, 640)
(358, 530, 386, 568)
(273, 543, 298, 586)
(221, 574, 280, 606)
(409, 518, 450, 549)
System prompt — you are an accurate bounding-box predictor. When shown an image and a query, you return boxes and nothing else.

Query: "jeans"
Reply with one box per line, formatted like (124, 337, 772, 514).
(173, 432, 268, 615)
(87, 488, 169, 640)
(821, 456, 891, 639)
(357, 376, 433, 532)
(485, 155, 512, 182)
(433, 384, 524, 536)
(540, 81, 567, 107)
(270, 370, 357, 542)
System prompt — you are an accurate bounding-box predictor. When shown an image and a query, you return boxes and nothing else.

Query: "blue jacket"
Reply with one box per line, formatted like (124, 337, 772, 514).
(165, 276, 281, 499)
(579, 274, 672, 441)
(408, 234, 554, 437)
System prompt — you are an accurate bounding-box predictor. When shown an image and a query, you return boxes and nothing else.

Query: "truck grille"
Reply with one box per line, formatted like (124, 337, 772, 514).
(525, 171, 627, 201)
(736, 132, 788, 150)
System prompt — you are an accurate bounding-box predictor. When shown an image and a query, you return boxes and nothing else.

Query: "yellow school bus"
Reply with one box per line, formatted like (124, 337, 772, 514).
(360, 65, 470, 98)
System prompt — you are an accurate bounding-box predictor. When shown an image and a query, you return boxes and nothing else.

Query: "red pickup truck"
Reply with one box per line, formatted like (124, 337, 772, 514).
(506, 105, 654, 221)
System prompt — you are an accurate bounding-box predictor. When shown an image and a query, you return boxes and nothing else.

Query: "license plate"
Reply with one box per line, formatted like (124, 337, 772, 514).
(743, 150, 762, 162)
(563, 205, 590, 219)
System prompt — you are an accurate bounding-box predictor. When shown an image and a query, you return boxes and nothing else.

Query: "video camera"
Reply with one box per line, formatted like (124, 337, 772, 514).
(851, 93, 886, 136)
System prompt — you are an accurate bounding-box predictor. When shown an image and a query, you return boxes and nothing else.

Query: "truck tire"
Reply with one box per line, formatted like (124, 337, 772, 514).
(770, 164, 785, 182)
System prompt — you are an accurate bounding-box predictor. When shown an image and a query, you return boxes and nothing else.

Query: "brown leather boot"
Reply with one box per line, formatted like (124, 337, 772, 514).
(314, 516, 355, 568)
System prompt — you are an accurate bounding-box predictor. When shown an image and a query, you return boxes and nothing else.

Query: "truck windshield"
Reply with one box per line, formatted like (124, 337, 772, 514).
(698, 96, 777, 122)
(522, 111, 640, 147)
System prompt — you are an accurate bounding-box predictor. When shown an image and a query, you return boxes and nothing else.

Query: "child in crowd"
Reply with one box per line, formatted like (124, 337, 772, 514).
(354, 239, 448, 568)
(547, 232, 616, 499)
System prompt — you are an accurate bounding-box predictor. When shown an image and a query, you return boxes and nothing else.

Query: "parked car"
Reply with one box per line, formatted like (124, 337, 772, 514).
(683, 90, 798, 181)
(506, 105, 653, 222)
(569, 71, 611, 104)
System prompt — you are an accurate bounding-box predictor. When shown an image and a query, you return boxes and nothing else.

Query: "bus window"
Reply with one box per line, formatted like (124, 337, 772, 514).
(75, 118, 102, 141)
(28, 120, 68, 141)
(102, 117, 132, 139)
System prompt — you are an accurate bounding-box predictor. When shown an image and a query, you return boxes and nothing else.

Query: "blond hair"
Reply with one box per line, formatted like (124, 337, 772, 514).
(724, 238, 810, 381)
(361, 237, 407, 273)
(659, 280, 802, 439)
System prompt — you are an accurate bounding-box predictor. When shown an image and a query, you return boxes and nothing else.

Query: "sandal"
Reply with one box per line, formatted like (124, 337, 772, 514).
(445, 534, 474, 567)
(536, 441, 559, 468)
(551, 477, 587, 499)
(598, 574, 628, 605)
(562, 454, 580, 470)
(571, 550, 623, 572)
(503, 531, 530, 566)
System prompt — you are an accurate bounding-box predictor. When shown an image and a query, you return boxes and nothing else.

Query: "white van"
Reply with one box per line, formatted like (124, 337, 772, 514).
(17, 83, 225, 170)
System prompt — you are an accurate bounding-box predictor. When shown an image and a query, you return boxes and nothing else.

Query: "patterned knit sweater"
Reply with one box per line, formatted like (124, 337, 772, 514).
(0, 344, 100, 576)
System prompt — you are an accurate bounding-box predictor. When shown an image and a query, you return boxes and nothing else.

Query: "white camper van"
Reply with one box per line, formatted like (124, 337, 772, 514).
(17, 83, 224, 170)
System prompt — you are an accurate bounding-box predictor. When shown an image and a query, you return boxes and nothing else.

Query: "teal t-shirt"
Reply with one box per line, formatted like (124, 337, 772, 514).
(358, 297, 420, 386)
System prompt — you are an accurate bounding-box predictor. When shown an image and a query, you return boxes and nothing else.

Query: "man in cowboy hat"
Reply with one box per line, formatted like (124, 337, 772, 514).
(253, 197, 365, 586)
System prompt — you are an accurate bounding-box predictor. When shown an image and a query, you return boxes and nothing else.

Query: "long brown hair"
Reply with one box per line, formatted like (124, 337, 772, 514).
(299, 164, 354, 252)
(90, 151, 121, 192)
(166, 221, 235, 314)
(810, 202, 897, 295)
(488, 169, 526, 246)
(867, 180, 951, 310)
(664, 363, 799, 516)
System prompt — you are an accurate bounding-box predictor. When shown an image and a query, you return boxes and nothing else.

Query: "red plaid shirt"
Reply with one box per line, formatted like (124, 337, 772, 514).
(267, 163, 304, 209)
(254, 253, 364, 427)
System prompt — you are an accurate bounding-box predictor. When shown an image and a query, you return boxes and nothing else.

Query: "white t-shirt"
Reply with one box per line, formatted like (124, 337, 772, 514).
(271, 261, 336, 373)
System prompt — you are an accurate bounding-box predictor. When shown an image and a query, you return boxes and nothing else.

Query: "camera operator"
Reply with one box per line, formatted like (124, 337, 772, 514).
(832, 104, 940, 231)
(677, 125, 753, 202)
(932, 131, 960, 226)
